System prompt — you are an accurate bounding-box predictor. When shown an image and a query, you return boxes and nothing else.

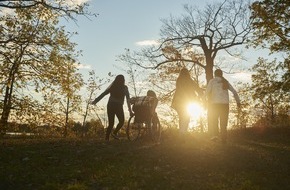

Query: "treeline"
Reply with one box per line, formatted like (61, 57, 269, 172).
(0, 1, 103, 137)
(6, 119, 105, 138)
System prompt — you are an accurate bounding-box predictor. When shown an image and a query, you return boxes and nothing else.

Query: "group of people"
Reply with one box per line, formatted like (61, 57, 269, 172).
(172, 68, 240, 143)
(91, 67, 241, 143)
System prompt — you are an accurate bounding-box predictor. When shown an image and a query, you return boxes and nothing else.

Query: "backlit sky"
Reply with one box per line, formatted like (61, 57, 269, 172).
(63, 0, 254, 83)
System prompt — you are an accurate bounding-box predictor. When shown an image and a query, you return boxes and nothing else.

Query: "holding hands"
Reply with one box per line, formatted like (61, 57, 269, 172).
(90, 99, 97, 105)
(129, 110, 134, 117)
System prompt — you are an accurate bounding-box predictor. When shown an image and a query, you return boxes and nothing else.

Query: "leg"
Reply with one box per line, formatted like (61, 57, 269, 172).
(106, 102, 116, 140)
(178, 111, 190, 134)
(208, 104, 219, 137)
(152, 112, 158, 130)
(219, 104, 229, 143)
(113, 104, 124, 135)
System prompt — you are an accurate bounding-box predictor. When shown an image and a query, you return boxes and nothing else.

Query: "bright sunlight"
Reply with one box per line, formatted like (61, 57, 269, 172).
(187, 102, 206, 130)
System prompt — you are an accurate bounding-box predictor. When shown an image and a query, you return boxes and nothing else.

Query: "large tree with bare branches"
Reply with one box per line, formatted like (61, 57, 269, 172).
(119, 0, 252, 88)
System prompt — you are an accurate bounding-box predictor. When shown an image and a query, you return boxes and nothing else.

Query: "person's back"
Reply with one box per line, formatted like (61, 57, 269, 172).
(206, 69, 241, 143)
(147, 90, 159, 127)
(91, 74, 133, 141)
(146, 90, 158, 114)
(131, 90, 158, 123)
(206, 71, 240, 105)
(131, 96, 155, 123)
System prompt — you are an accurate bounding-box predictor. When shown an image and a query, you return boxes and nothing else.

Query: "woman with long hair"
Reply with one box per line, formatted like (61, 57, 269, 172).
(171, 68, 203, 134)
(206, 69, 241, 143)
(91, 75, 133, 141)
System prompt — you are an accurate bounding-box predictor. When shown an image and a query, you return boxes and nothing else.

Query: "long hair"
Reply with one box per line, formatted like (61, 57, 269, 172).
(111, 75, 125, 87)
(108, 75, 125, 97)
(214, 69, 229, 90)
(176, 68, 192, 86)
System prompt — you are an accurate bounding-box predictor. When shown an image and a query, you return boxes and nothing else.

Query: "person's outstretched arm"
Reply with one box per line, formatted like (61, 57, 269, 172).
(228, 83, 241, 108)
(91, 89, 110, 105)
(125, 86, 133, 116)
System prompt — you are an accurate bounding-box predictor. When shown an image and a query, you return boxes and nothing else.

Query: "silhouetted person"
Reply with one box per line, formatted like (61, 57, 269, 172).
(146, 90, 159, 127)
(206, 69, 241, 143)
(147, 90, 158, 115)
(131, 90, 158, 125)
(171, 68, 203, 134)
(91, 75, 133, 141)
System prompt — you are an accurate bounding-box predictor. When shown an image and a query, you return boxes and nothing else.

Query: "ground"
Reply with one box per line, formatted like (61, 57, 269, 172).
(1, 127, 290, 190)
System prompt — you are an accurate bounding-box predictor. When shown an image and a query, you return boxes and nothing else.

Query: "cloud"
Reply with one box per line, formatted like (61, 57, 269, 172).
(230, 72, 252, 82)
(135, 40, 159, 46)
(73, 0, 90, 4)
(76, 63, 91, 69)
(65, 0, 91, 6)
(0, 7, 15, 16)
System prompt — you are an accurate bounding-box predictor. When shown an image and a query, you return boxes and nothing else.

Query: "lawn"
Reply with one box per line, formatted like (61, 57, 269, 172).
(1, 127, 290, 190)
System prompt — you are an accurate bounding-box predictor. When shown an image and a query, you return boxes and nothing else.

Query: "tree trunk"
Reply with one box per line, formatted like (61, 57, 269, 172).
(0, 70, 16, 134)
(82, 91, 93, 138)
(64, 97, 70, 137)
(204, 55, 214, 84)
(200, 37, 214, 84)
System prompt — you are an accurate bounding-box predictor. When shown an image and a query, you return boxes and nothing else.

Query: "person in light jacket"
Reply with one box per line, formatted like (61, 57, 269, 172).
(91, 75, 133, 141)
(206, 69, 241, 143)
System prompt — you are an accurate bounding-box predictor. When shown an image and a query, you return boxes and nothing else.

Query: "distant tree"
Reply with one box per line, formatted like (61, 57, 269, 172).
(0, 5, 81, 133)
(236, 90, 251, 128)
(81, 70, 107, 137)
(87, 118, 104, 138)
(250, 0, 290, 92)
(251, 58, 289, 123)
(250, 0, 290, 52)
(53, 59, 84, 137)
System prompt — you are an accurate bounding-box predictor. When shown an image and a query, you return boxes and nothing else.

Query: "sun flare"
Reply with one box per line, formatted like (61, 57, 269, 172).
(187, 102, 205, 130)
(187, 102, 205, 120)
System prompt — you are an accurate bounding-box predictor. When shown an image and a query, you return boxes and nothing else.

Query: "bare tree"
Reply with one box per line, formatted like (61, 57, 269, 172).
(81, 70, 108, 137)
(119, 0, 252, 84)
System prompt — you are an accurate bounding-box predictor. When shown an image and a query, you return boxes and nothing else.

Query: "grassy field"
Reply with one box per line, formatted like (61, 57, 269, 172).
(1, 127, 290, 190)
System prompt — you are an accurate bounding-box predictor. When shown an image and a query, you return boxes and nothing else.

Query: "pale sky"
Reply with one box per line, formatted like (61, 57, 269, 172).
(63, 0, 268, 86)
(63, 0, 210, 79)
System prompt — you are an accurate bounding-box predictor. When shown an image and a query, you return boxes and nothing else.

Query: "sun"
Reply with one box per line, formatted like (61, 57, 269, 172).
(187, 102, 205, 130)
(187, 102, 204, 118)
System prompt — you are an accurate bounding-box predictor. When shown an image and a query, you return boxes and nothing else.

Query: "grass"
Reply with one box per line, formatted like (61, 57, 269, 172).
(1, 127, 290, 190)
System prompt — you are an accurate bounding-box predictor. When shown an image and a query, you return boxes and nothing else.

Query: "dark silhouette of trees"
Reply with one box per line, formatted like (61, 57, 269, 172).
(250, 0, 290, 52)
(251, 58, 289, 121)
(0, 5, 83, 133)
(0, 0, 95, 21)
(249, 0, 289, 127)
(250, 0, 289, 92)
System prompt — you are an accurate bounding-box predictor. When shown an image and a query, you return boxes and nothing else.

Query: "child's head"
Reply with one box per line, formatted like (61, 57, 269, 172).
(214, 69, 223, 77)
(147, 90, 156, 98)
